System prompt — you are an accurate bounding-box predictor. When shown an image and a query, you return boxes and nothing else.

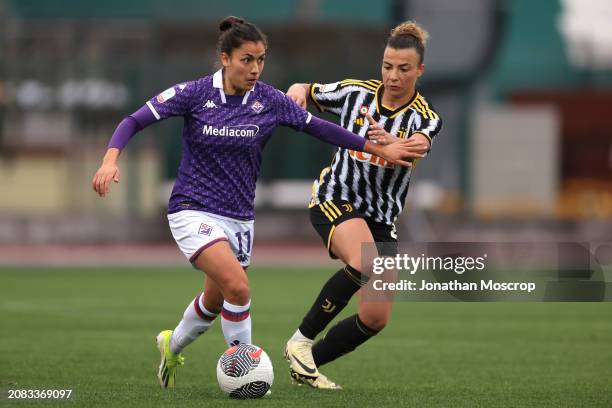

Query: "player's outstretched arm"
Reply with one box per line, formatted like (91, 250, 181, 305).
(286, 83, 310, 109)
(302, 116, 421, 168)
(92, 105, 156, 197)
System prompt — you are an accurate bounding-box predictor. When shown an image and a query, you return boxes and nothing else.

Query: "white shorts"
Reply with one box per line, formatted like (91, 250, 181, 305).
(167, 210, 254, 267)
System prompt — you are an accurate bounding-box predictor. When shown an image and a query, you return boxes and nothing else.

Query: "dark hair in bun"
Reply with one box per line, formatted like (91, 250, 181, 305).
(219, 16, 245, 32)
(217, 16, 267, 56)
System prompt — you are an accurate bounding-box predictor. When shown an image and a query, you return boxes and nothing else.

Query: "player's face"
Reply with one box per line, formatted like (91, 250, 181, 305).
(381, 47, 424, 100)
(221, 41, 266, 95)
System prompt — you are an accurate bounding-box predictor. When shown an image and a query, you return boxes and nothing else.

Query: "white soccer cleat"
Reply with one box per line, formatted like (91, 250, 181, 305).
(285, 339, 319, 378)
(284, 339, 342, 390)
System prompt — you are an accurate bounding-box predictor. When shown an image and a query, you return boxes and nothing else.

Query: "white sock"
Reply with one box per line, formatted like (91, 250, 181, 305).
(221, 300, 251, 346)
(290, 329, 313, 342)
(170, 293, 217, 354)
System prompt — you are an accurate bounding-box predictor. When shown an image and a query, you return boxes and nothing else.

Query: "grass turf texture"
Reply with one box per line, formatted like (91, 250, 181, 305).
(2, 267, 611, 407)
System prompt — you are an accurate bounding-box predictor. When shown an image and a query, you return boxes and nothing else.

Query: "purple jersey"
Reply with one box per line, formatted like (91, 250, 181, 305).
(146, 69, 312, 220)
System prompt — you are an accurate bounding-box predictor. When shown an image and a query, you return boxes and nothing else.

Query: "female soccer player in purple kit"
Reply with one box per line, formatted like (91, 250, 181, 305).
(92, 16, 419, 389)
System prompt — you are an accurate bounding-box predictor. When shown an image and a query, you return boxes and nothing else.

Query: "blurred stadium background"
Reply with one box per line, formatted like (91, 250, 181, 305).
(0, 0, 611, 263)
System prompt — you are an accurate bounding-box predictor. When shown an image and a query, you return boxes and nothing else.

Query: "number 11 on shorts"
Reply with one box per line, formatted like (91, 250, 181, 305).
(235, 231, 252, 254)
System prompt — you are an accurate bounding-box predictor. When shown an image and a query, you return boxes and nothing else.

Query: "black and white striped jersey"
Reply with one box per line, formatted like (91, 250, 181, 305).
(308, 79, 442, 225)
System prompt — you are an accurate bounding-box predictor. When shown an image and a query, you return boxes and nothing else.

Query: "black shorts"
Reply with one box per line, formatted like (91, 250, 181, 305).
(310, 199, 398, 259)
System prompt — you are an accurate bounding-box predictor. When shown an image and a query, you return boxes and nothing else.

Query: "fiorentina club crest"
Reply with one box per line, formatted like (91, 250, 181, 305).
(198, 223, 213, 236)
(251, 100, 264, 114)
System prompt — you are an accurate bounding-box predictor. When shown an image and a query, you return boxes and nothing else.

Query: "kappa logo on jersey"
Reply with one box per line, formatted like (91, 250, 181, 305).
(319, 82, 340, 93)
(203, 100, 217, 109)
(198, 223, 213, 235)
(203, 124, 259, 137)
(251, 100, 264, 114)
(156, 87, 176, 103)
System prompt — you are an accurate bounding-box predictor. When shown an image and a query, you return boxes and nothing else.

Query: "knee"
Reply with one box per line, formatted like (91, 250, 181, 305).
(358, 311, 389, 332)
(204, 298, 223, 315)
(344, 258, 362, 274)
(333, 242, 363, 273)
(224, 281, 250, 305)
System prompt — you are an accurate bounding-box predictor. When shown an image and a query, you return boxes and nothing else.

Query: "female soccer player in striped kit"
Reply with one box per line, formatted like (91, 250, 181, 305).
(284, 21, 442, 389)
(92, 16, 416, 389)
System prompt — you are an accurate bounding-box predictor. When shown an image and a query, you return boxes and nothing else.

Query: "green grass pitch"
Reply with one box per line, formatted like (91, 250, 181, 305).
(2, 267, 611, 407)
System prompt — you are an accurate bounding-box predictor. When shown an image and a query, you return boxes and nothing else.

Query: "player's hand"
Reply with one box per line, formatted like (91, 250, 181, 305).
(365, 139, 423, 168)
(92, 162, 120, 197)
(367, 114, 431, 157)
(404, 132, 431, 156)
(363, 114, 420, 168)
(366, 114, 399, 145)
(379, 141, 424, 168)
(286, 84, 308, 109)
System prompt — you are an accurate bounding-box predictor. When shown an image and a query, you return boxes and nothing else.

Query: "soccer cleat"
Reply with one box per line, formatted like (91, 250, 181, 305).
(156, 330, 185, 389)
(284, 339, 342, 390)
(284, 339, 319, 378)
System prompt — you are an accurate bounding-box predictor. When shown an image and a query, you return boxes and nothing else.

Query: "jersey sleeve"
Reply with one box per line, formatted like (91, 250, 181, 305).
(411, 100, 443, 146)
(309, 80, 355, 116)
(274, 90, 312, 131)
(145, 81, 198, 121)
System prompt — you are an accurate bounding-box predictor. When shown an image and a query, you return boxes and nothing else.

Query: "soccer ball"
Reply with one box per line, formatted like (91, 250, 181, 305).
(216, 343, 273, 399)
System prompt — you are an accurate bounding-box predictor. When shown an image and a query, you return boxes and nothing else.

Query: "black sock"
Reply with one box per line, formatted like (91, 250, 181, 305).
(298, 265, 367, 340)
(312, 314, 379, 367)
